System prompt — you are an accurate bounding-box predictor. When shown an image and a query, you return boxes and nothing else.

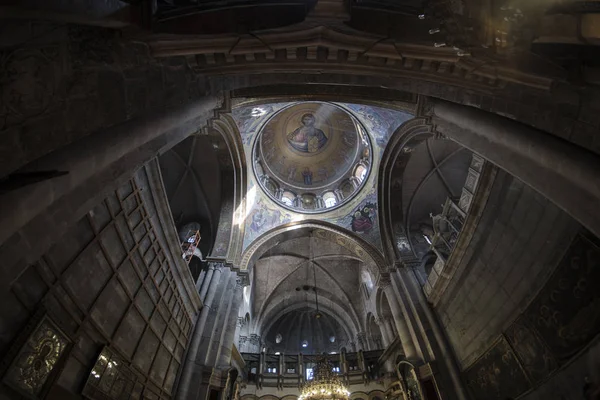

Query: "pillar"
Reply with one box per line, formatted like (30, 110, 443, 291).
(198, 263, 216, 302)
(206, 271, 235, 366)
(177, 262, 223, 399)
(216, 277, 244, 366)
(383, 284, 417, 360)
(432, 98, 600, 240)
(195, 268, 207, 291)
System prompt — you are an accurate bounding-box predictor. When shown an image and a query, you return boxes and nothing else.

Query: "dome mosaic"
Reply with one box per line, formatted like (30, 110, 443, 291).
(254, 102, 372, 213)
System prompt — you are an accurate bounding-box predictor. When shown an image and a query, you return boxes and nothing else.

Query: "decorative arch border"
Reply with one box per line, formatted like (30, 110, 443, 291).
(239, 220, 388, 276)
(205, 107, 248, 266)
(377, 117, 435, 263)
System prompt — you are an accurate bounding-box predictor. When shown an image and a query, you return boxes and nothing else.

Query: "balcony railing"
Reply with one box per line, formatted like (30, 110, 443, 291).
(241, 350, 384, 388)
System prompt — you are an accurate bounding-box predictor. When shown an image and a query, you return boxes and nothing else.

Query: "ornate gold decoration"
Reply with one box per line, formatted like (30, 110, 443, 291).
(299, 357, 349, 400)
(3, 317, 69, 398)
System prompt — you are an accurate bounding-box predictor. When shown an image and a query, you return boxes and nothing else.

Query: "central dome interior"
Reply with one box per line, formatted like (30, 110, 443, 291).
(254, 102, 371, 212)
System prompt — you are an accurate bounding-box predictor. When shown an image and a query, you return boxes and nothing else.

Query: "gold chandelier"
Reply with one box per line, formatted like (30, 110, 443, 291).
(299, 357, 350, 400)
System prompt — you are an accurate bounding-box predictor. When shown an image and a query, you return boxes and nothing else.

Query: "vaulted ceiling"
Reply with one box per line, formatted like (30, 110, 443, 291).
(251, 233, 367, 351)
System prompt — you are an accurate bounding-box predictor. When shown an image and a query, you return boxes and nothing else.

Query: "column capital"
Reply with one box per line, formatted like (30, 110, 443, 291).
(209, 261, 225, 271)
(236, 274, 250, 288)
(377, 273, 391, 290)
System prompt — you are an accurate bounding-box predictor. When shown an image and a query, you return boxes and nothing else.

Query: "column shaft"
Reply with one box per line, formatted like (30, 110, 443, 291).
(177, 263, 223, 400)
(198, 264, 215, 302)
(384, 285, 417, 360)
(216, 277, 244, 366)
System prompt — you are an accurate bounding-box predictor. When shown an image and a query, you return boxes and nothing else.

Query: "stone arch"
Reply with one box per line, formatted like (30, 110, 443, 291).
(206, 111, 248, 266)
(378, 117, 435, 263)
(375, 288, 398, 340)
(350, 392, 369, 400)
(239, 220, 387, 276)
(368, 391, 386, 400)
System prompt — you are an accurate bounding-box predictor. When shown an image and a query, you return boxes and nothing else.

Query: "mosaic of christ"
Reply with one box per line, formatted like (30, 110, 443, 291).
(286, 113, 328, 153)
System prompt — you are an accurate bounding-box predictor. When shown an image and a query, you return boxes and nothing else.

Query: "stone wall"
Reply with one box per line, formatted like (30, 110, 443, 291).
(0, 162, 199, 399)
(3, 20, 600, 187)
(436, 170, 581, 367)
(0, 21, 210, 179)
(435, 169, 600, 399)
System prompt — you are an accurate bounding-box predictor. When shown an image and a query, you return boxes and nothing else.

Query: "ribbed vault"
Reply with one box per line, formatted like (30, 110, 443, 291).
(250, 227, 373, 352)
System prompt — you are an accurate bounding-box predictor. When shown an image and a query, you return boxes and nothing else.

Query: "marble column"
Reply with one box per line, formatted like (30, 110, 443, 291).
(195, 268, 207, 291)
(198, 263, 216, 302)
(177, 262, 223, 399)
(216, 277, 244, 366)
(206, 271, 235, 366)
(383, 284, 417, 360)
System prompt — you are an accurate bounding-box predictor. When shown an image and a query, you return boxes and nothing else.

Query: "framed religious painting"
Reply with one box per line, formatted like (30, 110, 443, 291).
(1, 314, 70, 399)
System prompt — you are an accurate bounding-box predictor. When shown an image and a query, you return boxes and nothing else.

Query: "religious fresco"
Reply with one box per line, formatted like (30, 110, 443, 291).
(339, 104, 412, 149)
(243, 198, 293, 248)
(504, 316, 558, 384)
(326, 191, 383, 252)
(464, 336, 531, 400)
(286, 113, 329, 153)
(232, 101, 413, 253)
(258, 102, 363, 190)
(463, 230, 600, 399)
(232, 102, 293, 147)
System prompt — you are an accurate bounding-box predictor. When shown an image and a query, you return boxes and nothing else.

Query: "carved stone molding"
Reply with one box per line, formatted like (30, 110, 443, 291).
(149, 26, 553, 91)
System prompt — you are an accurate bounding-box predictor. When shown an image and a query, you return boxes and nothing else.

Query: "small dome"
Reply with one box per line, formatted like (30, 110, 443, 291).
(254, 102, 371, 213)
(263, 307, 348, 353)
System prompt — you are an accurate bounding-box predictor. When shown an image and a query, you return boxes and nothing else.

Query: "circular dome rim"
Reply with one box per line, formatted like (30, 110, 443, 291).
(252, 101, 373, 215)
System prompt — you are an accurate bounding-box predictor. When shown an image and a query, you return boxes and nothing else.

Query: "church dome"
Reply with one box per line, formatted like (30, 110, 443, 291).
(253, 102, 371, 213)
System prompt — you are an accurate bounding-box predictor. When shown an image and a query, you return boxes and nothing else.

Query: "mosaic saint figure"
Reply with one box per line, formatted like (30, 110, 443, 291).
(287, 113, 328, 153)
(302, 167, 313, 185)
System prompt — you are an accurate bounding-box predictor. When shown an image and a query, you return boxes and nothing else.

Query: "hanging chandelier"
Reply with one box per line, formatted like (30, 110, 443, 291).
(299, 357, 350, 400)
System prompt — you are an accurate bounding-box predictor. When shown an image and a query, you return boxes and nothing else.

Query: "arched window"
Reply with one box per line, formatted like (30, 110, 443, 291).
(281, 191, 295, 207)
(323, 192, 337, 208)
(355, 164, 367, 182)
